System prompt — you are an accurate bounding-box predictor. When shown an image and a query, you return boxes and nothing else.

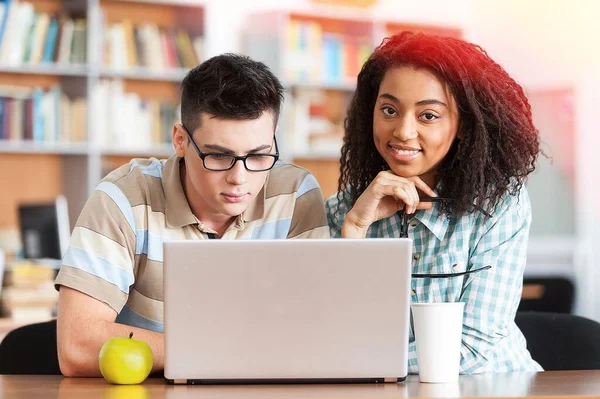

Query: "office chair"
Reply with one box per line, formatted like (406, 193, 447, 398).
(519, 277, 575, 314)
(0, 320, 61, 375)
(516, 311, 600, 370)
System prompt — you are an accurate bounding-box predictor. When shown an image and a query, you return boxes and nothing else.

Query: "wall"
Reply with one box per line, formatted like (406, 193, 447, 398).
(466, 0, 600, 319)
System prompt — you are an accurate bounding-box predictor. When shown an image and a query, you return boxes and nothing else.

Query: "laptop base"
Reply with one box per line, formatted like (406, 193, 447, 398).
(166, 376, 406, 385)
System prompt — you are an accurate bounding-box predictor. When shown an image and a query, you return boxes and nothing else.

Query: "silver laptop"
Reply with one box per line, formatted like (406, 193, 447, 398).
(163, 239, 412, 384)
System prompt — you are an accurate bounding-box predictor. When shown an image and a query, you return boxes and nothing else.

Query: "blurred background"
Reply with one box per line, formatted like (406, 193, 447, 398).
(0, 0, 598, 336)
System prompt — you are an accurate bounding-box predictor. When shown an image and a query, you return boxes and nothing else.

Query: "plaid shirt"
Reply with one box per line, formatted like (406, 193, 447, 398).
(326, 188, 542, 374)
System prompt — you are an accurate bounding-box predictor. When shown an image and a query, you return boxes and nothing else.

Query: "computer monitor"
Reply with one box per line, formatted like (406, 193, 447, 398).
(18, 195, 70, 261)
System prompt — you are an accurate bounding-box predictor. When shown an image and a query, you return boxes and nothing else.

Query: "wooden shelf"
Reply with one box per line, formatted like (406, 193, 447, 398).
(0, 142, 175, 157)
(110, 0, 207, 6)
(100, 144, 174, 157)
(25, 0, 62, 15)
(284, 80, 357, 92)
(0, 64, 88, 77)
(288, 8, 377, 24)
(101, 0, 204, 31)
(100, 67, 188, 82)
(0, 141, 89, 155)
(386, 22, 462, 39)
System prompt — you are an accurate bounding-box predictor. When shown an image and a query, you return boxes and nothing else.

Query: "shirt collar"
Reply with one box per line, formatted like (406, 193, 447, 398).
(413, 202, 450, 241)
(242, 184, 266, 223)
(163, 155, 198, 228)
(241, 170, 268, 223)
(162, 155, 267, 228)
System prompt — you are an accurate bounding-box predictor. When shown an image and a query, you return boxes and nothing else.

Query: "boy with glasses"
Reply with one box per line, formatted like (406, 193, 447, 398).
(55, 54, 330, 377)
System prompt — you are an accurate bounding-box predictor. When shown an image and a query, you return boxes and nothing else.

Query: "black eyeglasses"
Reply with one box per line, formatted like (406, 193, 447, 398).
(181, 124, 279, 172)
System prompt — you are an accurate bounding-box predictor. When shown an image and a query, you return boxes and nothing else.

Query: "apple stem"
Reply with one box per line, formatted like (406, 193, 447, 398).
(129, 332, 133, 339)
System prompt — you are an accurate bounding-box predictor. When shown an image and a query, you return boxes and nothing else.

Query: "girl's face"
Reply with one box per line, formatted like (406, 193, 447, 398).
(372, 66, 460, 188)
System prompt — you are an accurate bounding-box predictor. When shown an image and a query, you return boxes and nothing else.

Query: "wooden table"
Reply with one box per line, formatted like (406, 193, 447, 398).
(2, 371, 600, 398)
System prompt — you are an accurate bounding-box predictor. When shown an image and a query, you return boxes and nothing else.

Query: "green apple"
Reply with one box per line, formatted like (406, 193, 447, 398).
(99, 333, 153, 385)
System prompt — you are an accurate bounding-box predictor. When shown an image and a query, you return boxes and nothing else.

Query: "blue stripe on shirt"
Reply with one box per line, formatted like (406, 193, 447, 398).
(62, 246, 134, 294)
(297, 173, 319, 198)
(135, 229, 164, 262)
(116, 305, 164, 333)
(96, 181, 136, 233)
(251, 218, 292, 239)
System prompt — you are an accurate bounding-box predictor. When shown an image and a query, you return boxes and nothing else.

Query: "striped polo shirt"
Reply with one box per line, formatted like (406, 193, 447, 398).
(54, 155, 330, 332)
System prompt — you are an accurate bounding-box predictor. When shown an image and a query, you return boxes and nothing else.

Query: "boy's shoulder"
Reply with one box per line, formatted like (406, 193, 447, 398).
(100, 157, 167, 198)
(265, 161, 319, 198)
(102, 157, 166, 185)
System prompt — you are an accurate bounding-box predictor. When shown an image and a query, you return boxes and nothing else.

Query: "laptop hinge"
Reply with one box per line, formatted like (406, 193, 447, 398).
(384, 377, 398, 383)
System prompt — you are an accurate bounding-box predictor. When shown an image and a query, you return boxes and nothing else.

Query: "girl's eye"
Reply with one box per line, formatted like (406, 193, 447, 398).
(420, 113, 439, 121)
(381, 107, 397, 116)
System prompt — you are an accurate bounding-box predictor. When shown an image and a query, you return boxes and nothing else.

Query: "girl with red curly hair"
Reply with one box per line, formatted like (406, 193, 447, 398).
(326, 31, 542, 373)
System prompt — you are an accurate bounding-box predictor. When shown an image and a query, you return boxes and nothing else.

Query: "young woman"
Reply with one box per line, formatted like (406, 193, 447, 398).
(326, 31, 542, 373)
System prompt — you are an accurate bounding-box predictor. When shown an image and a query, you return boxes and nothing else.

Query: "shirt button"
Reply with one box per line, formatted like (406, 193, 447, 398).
(410, 220, 418, 227)
(411, 289, 417, 296)
(413, 253, 421, 260)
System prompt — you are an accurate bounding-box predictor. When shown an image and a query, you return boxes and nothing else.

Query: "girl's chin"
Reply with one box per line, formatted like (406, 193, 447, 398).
(388, 164, 436, 185)
(387, 164, 422, 178)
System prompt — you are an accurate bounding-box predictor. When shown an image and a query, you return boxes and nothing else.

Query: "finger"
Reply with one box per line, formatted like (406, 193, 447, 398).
(375, 178, 421, 214)
(397, 180, 419, 214)
(416, 202, 434, 211)
(408, 176, 437, 198)
(384, 185, 410, 209)
(410, 183, 421, 214)
(380, 173, 433, 203)
(392, 186, 418, 214)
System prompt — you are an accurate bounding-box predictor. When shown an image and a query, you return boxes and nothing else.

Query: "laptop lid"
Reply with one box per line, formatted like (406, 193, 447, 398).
(163, 239, 412, 384)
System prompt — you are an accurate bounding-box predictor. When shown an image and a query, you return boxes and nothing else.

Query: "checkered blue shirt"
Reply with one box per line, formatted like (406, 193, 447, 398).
(326, 187, 542, 374)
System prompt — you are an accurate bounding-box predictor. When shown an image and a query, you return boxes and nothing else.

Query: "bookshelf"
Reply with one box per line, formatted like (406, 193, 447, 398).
(0, 0, 206, 239)
(244, 10, 462, 198)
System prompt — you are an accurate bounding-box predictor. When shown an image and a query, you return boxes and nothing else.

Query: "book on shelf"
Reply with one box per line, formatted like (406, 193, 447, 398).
(0, 0, 87, 67)
(0, 84, 86, 144)
(102, 17, 203, 71)
(284, 19, 371, 85)
(91, 79, 179, 150)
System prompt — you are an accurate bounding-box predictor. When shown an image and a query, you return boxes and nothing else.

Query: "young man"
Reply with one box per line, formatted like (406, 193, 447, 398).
(55, 54, 330, 377)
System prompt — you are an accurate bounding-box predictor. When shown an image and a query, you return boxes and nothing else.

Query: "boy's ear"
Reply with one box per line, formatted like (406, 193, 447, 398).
(172, 124, 187, 157)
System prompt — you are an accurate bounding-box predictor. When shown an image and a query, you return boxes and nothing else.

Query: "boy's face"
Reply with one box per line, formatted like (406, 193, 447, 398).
(174, 111, 277, 221)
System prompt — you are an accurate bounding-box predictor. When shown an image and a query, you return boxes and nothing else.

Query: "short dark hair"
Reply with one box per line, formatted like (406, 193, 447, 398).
(181, 53, 284, 133)
(339, 32, 541, 217)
